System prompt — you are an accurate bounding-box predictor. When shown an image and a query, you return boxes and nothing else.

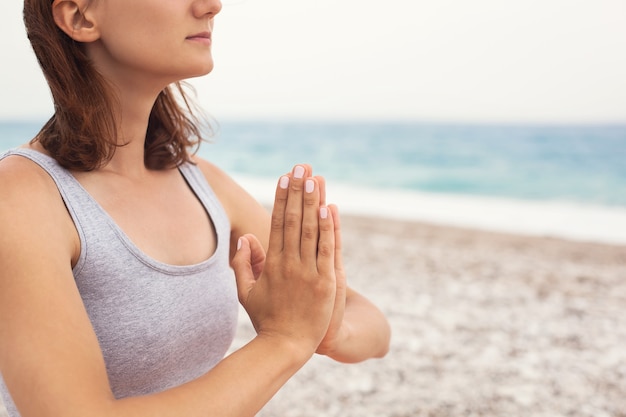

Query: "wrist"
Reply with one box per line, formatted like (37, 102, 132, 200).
(254, 331, 317, 367)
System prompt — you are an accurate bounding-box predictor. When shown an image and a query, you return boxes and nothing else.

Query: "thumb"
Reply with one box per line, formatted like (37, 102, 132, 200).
(231, 234, 266, 305)
(232, 235, 255, 305)
(246, 233, 267, 279)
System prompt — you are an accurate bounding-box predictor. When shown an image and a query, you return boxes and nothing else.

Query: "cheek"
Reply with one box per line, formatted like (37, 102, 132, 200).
(97, 7, 182, 61)
(99, 26, 181, 70)
(91, 11, 214, 80)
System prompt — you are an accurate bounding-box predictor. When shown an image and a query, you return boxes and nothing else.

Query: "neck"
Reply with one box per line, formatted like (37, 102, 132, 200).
(85, 42, 180, 177)
(102, 89, 160, 177)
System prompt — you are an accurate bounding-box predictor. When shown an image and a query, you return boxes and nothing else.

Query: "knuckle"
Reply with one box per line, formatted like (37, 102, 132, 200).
(275, 192, 288, 202)
(283, 211, 300, 229)
(290, 181, 304, 192)
(303, 195, 317, 207)
(270, 215, 283, 231)
(317, 241, 334, 258)
(314, 276, 335, 297)
(273, 193, 288, 207)
(318, 220, 334, 233)
(264, 256, 277, 269)
(301, 223, 317, 241)
(283, 263, 300, 278)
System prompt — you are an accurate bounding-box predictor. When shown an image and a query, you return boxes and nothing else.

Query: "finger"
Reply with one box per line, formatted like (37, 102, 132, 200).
(300, 177, 321, 264)
(316, 204, 346, 355)
(329, 204, 347, 317)
(247, 233, 267, 280)
(267, 174, 291, 254)
(315, 175, 327, 207)
(283, 164, 312, 258)
(329, 204, 345, 281)
(316, 205, 335, 274)
(231, 236, 255, 305)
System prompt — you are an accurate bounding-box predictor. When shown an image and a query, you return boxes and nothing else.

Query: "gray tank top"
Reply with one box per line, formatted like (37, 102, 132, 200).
(0, 149, 239, 416)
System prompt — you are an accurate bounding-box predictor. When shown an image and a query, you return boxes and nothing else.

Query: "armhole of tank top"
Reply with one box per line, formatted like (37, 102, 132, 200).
(1, 150, 88, 276)
(178, 163, 219, 243)
(177, 162, 233, 248)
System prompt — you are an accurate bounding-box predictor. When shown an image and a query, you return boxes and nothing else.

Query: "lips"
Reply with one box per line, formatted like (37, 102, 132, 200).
(186, 31, 212, 41)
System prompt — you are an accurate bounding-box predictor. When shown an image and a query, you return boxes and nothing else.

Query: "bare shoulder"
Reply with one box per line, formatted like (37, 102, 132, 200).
(0, 152, 55, 195)
(0, 154, 55, 219)
(0, 153, 66, 216)
(0, 153, 78, 263)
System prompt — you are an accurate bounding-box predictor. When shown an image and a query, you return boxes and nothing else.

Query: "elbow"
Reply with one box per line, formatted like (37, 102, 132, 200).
(340, 316, 392, 363)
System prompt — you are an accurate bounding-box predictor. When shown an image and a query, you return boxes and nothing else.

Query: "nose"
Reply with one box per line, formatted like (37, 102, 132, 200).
(192, 0, 222, 18)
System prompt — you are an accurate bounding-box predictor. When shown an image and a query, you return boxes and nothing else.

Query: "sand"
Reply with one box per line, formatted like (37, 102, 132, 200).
(2, 214, 625, 417)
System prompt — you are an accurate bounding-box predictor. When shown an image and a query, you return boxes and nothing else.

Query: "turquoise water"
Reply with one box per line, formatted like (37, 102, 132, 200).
(2, 120, 626, 208)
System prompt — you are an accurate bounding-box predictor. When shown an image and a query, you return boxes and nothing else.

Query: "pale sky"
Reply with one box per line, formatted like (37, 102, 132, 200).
(1, 0, 625, 123)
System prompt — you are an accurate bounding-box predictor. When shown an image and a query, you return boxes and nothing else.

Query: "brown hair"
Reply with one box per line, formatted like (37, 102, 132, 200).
(23, 0, 209, 171)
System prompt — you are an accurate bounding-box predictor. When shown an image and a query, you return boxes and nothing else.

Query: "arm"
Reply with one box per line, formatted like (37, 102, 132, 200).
(198, 160, 390, 363)
(0, 157, 335, 417)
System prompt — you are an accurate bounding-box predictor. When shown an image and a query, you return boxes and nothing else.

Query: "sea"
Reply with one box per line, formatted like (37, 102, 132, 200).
(2, 120, 626, 244)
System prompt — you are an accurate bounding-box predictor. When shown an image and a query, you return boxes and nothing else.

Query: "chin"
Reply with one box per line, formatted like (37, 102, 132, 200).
(188, 60, 215, 78)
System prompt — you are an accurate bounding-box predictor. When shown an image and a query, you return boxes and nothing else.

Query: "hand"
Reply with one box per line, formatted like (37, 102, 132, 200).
(296, 174, 349, 356)
(314, 204, 348, 356)
(231, 165, 337, 354)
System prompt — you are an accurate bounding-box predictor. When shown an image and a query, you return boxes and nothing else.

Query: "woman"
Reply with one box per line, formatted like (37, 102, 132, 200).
(0, 0, 390, 416)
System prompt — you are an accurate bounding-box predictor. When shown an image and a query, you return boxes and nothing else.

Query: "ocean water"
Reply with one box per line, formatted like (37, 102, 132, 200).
(2, 120, 626, 243)
(199, 122, 626, 207)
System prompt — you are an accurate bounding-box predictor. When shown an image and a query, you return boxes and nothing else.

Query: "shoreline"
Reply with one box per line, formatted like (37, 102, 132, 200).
(234, 173, 626, 246)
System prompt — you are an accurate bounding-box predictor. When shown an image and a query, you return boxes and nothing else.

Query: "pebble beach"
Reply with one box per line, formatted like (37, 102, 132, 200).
(239, 214, 626, 417)
(2, 213, 625, 416)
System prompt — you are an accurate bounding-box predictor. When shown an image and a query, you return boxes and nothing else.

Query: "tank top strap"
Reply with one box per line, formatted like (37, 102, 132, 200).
(1, 148, 87, 199)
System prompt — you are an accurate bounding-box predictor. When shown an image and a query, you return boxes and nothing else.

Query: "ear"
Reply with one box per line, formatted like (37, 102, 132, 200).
(51, 0, 100, 43)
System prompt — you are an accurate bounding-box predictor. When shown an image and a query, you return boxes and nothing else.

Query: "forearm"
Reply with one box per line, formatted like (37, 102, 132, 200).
(113, 335, 313, 417)
(324, 289, 391, 364)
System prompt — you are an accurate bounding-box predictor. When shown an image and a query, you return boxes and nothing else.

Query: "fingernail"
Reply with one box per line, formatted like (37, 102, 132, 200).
(237, 237, 243, 250)
(279, 176, 290, 189)
(320, 207, 328, 219)
(294, 165, 305, 179)
(305, 179, 314, 193)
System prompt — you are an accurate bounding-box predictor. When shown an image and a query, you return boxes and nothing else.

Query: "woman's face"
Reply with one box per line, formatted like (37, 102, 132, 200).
(86, 0, 222, 90)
